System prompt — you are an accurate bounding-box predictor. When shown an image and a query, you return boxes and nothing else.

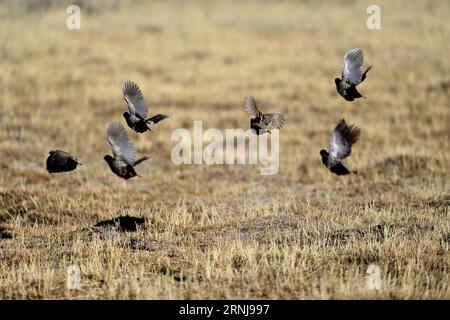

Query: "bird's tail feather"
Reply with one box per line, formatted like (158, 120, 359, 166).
(341, 160, 358, 175)
(134, 156, 150, 166)
(361, 65, 373, 82)
(146, 114, 169, 125)
(348, 85, 364, 99)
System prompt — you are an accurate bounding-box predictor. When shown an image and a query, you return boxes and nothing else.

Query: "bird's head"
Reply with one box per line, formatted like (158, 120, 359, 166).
(334, 78, 341, 85)
(123, 112, 130, 120)
(103, 155, 114, 163)
(320, 149, 328, 158)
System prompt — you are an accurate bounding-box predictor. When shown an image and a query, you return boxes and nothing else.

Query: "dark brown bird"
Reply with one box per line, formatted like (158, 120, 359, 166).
(122, 81, 169, 133)
(244, 96, 285, 135)
(320, 119, 361, 175)
(103, 121, 150, 179)
(46, 150, 81, 173)
(335, 48, 372, 101)
(94, 215, 145, 232)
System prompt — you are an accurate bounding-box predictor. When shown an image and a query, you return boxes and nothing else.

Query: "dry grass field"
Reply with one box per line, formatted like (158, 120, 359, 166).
(0, 0, 449, 299)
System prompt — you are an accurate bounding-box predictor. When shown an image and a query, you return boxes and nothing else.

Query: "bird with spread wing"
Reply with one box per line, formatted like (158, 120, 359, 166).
(335, 48, 372, 101)
(122, 81, 169, 133)
(320, 119, 361, 175)
(244, 96, 285, 135)
(103, 121, 150, 179)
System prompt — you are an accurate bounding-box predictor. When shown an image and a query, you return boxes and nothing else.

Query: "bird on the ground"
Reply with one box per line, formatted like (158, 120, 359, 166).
(320, 119, 361, 175)
(244, 96, 285, 135)
(103, 121, 150, 179)
(335, 48, 372, 101)
(122, 80, 169, 133)
(46, 150, 81, 173)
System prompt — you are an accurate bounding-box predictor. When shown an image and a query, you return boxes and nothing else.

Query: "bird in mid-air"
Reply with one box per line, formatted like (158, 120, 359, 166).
(244, 96, 285, 135)
(122, 80, 169, 133)
(46, 150, 81, 173)
(335, 48, 372, 101)
(104, 121, 150, 179)
(320, 119, 361, 175)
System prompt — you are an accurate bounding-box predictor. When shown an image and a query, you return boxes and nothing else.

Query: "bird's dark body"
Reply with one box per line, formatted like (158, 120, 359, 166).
(123, 112, 168, 133)
(335, 64, 372, 101)
(329, 161, 353, 175)
(335, 79, 363, 101)
(320, 150, 354, 176)
(46, 150, 80, 173)
(250, 117, 268, 135)
(103, 155, 150, 179)
(103, 156, 138, 179)
(123, 112, 151, 133)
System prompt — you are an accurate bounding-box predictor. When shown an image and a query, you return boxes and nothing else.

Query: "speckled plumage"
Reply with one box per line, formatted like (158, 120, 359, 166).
(244, 96, 285, 135)
(46, 150, 81, 173)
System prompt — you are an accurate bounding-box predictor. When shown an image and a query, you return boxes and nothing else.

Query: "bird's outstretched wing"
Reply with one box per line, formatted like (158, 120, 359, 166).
(264, 112, 285, 130)
(244, 96, 262, 119)
(329, 119, 361, 160)
(342, 48, 365, 85)
(122, 81, 148, 119)
(106, 121, 136, 165)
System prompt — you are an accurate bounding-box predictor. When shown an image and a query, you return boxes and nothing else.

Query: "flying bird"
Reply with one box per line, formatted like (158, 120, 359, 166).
(244, 96, 285, 135)
(46, 150, 81, 173)
(122, 80, 169, 133)
(104, 121, 150, 179)
(320, 119, 361, 175)
(335, 48, 372, 101)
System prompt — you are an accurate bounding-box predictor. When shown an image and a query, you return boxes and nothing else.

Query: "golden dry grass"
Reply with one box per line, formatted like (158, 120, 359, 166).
(0, 0, 449, 299)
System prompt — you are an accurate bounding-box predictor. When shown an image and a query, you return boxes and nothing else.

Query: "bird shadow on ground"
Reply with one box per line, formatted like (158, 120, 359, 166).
(93, 215, 145, 232)
(0, 226, 13, 239)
